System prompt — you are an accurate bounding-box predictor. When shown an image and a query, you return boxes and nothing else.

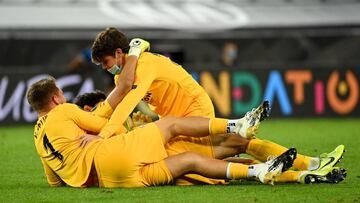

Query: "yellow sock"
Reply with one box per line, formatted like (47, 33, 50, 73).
(246, 138, 311, 170)
(226, 162, 248, 179)
(209, 118, 228, 134)
(274, 170, 301, 183)
(293, 154, 311, 170)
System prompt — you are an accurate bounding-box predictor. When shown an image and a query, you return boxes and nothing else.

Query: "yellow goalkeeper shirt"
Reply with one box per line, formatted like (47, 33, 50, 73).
(99, 52, 211, 138)
(33, 103, 108, 187)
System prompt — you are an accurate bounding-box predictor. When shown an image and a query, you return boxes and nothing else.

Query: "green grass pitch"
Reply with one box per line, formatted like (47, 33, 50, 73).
(0, 119, 360, 203)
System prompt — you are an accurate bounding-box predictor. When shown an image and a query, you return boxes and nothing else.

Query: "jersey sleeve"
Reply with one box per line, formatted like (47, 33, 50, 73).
(99, 61, 157, 138)
(64, 104, 108, 133)
(91, 100, 113, 118)
(40, 158, 64, 187)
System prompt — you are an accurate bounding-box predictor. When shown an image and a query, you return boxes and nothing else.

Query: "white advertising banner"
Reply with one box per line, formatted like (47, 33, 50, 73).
(0, 0, 360, 30)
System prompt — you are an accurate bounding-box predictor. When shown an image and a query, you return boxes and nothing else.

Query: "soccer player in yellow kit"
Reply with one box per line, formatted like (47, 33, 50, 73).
(91, 27, 345, 185)
(92, 28, 253, 185)
(28, 76, 300, 188)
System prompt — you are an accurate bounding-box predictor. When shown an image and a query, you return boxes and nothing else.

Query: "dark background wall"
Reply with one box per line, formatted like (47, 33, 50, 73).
(1, 27, 360, 124)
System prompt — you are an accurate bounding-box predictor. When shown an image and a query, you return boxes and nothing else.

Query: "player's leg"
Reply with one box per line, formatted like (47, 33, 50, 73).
(274, 167, 346, 184)
(204, 130, 344, 173)
(220, 154, 347, 184)
(155, 114, 313, 171)
(206, 100, 344, 171)
(155, 116, 210, 143)
(245, 138, 314, 170)
(164, 147, 297, 185)
(155, 101, 270, 143)
(165, 152, 228, 179)
(155, 114, 261, 144)
(163, 98, 267, 185)
(212, 135, 345, 172)
(213, 136, 345, 172)
(155, 117, 226, 185)
(209, 132, 311, 170)
(245, 139, 345, 171)
(211, 133, 250, 159)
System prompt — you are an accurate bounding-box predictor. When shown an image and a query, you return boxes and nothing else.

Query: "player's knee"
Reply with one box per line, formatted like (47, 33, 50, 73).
(179, 152, 205, 171)
(155, 116, 179, 141)
(161, 116, 180, 138)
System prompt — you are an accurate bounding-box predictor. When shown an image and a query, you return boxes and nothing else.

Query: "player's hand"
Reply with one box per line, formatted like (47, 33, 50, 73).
(132, 111, 152, 127)
(124, 116, 135, 131)
(79, 134, 102, 147)
(128, 38, 150, 58)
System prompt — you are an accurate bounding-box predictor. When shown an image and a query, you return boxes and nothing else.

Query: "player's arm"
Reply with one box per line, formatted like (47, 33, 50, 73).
(99, 63, 157, 138)
(65, 44, 143, 132)
(72, 82, 136, 133)
(91, 81, 131, 119)
(40, 159, 65, 187)
(90, 57, 137, 118)
(92, 38, 150, 118)
(64, 104, 108, 133)
(90, 100, 113, 118)
(109, 38, 150, 107)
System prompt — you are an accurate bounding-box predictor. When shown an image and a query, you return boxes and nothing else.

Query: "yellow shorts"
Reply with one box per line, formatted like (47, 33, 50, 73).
(94, 123, 173, 188)
(166, 94, 226, 185)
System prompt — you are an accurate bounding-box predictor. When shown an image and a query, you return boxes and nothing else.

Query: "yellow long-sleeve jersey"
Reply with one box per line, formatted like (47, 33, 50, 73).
(33, 103, 108, 187)
(102, 52, 214, 138)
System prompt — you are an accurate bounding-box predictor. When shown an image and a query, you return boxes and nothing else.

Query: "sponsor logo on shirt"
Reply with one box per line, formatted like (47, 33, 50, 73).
(142, 92, 152, 103)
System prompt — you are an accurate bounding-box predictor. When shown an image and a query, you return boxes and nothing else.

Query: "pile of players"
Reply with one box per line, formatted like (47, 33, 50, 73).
(27, 27, 346, 188)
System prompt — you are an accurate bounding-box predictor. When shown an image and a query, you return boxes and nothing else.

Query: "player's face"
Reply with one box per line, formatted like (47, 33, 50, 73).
(101, 55, 117, 71)
(100, 48, 125, 71)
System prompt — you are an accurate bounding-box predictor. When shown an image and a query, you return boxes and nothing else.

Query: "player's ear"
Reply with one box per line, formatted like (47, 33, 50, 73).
(115, 48, 123, 56)
(52, 94, 61, 105)
(52, 90, 66, 105)
(83, 105, 93, 112)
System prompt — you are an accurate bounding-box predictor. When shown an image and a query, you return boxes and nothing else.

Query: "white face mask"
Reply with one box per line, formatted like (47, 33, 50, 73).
(107, 55, 122, 75)
(107, 64, 122, 75)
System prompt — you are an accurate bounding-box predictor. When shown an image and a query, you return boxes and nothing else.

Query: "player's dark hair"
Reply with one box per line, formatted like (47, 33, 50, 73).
(73, 90, 107, 109)
(91, 27, 130, 64)
(26, 76, 59, 112)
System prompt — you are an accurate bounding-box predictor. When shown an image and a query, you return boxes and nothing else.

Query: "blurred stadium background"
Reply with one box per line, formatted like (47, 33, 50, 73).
(1, 0, 360, 125)
(1, 0, 360, 202)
